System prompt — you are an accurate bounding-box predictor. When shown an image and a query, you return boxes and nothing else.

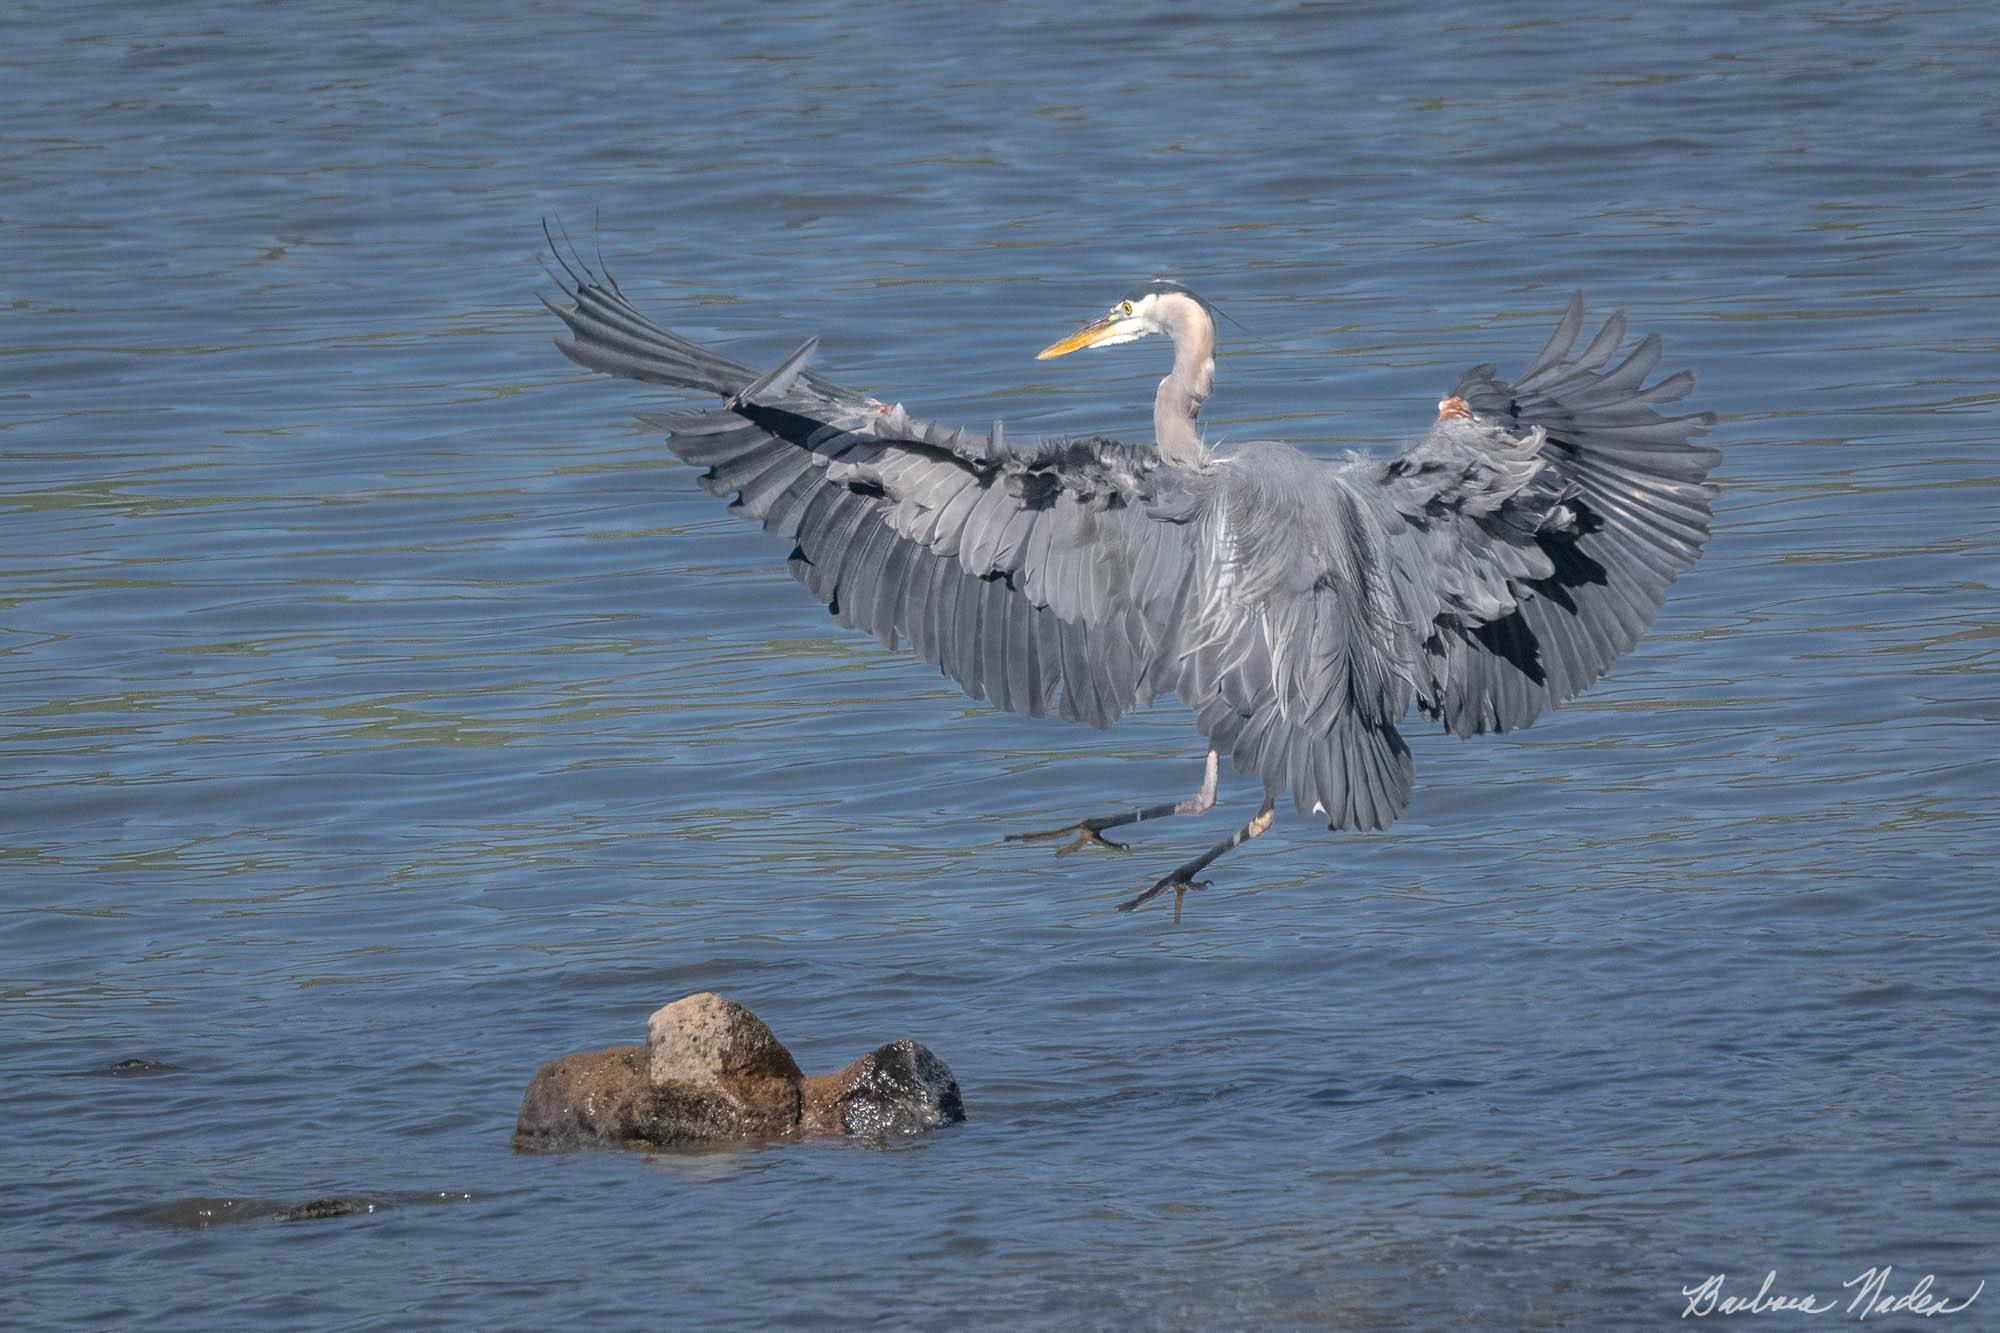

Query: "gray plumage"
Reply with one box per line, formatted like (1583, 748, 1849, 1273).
(543, 245, 1718, 839)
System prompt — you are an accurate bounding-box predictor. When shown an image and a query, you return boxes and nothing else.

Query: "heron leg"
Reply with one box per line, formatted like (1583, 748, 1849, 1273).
(1005, 750, 1220, 857)
(1118, 797, 1278, 923)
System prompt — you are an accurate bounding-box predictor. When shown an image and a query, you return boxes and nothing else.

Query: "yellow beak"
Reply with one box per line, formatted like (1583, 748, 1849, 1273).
(1036, 316, 1120, 360)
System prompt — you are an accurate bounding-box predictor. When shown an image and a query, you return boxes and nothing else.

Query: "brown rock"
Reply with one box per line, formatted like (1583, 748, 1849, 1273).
(802, 1040, 965, 1137)
(513, 1046, 650, 1150)
(515, 994, 964, 1152)
(646, 992, 803, 1137)
(513, 1046, 764, 1150)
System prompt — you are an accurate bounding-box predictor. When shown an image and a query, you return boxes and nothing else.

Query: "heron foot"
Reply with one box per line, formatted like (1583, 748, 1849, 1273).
(1004, 818, 1133, 858)
(1114, 798, 1276, 924)
(1117, 870, 1210, 923)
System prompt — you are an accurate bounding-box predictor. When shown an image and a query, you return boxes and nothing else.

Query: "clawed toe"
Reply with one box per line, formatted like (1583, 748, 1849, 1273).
(1005, 821, 1131, 857)
(1117, 872, 1210, 922)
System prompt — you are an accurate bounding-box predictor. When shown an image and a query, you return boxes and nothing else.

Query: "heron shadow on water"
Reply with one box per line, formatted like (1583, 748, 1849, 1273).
(540, 224, 1719, 922)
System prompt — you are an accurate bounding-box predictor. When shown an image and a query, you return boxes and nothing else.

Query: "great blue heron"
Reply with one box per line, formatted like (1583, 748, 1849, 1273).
(543, 235, 1719, 920)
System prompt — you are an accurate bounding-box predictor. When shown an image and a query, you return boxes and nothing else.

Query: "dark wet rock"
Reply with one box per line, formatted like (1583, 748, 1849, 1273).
(112, 1191, 470, 1229)
(513, 993, 962, 1152)
(274, 1196, 381, 1223)
(88, 1058, 182, 1078)
(802, 1039, 965, 1137)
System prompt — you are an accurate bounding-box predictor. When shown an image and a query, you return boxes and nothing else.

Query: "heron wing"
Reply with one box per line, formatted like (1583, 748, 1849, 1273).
(1361, 295, 1721, 738)
(545, 255, 1208, 732)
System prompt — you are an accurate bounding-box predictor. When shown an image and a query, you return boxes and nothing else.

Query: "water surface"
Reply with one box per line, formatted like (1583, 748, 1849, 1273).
(3, 1, 1997, 1325)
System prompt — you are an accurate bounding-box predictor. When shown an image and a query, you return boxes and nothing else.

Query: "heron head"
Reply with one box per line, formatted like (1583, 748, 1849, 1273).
(1036, 281, 1207, 360)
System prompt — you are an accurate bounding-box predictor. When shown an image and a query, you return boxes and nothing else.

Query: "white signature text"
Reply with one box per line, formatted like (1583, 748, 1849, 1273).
(1681, 1268, 1983, 1320)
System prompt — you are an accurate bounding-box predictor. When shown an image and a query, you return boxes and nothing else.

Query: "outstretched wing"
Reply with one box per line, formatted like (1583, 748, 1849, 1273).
(543, 250, 1210, 732)
(1364, 295, 1721, 738)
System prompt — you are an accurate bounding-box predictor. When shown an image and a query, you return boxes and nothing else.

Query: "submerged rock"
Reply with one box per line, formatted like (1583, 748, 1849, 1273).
(514, 992, 963, 1152)
(87, 1058, 182, 1078)
(274, 1197, 382, 1223)
(112, 1191, 470, 1230)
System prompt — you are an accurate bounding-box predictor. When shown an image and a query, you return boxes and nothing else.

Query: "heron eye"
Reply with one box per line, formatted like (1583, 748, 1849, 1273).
(1121, 301, 1134, 317)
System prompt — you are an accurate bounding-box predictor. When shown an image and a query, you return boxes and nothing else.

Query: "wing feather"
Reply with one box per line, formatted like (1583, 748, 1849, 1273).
(904, 549, 942, 666)
(980, 575, 1013, 714)
(1364, 297, 1719, 739)
(950, 557, 986, 699)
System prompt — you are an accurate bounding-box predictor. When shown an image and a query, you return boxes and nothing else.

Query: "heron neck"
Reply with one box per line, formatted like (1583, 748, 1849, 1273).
(1154, 300, 1215, 468)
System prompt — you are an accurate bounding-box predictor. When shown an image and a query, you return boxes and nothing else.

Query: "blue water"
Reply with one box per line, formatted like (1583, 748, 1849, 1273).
(4, 1, 1997, 1325)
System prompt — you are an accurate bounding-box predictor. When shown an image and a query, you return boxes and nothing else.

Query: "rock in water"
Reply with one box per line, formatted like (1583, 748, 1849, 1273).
(645, 993, 803, 1136)
(87, 1058, 182, 1078)
(274, 1197, 380, 1223)
(513, 994, 963, 1152)
(803, 1040, 965, 1137)
(513, 1047, 670, 1151)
